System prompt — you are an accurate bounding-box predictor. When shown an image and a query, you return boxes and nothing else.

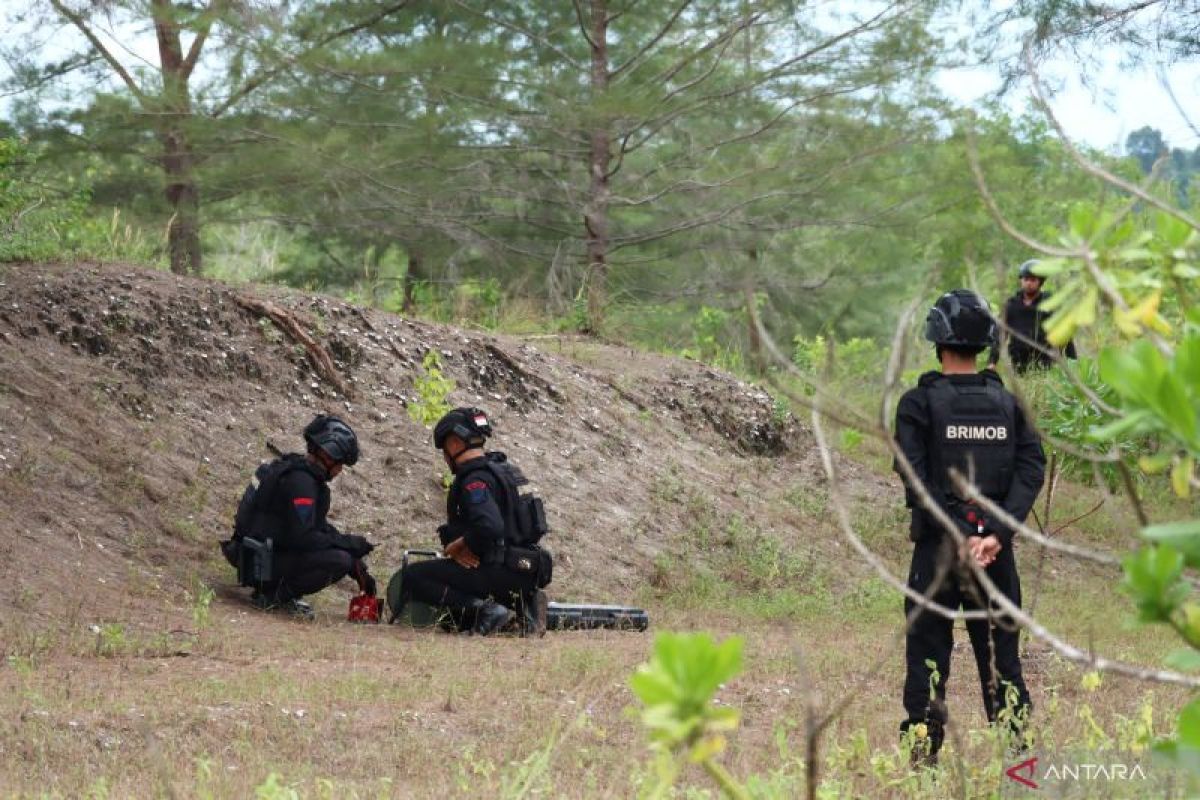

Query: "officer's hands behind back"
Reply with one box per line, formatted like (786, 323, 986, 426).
(967, 535, 1002, 568)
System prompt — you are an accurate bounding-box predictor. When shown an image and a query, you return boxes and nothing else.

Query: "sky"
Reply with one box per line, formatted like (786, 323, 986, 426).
(937, 55, 1200, 154)
(2, 2, 1197, 154)
(928, 0, 1200, 154)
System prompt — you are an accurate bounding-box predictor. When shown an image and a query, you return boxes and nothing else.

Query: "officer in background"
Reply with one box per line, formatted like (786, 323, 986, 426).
(223, 415, 376, 618)
(991, 259, 1077, 372)
(398, 407, 549, 636)
(894, 290, 1046, 766)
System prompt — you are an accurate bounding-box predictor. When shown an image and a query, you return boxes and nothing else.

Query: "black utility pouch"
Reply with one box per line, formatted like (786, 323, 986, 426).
(505, 545, 553, 588)
(238, 537, 275, 586)
(535, 546, 553, 588)
(516, 496, 549, 543)
(220, 537, 240, 569)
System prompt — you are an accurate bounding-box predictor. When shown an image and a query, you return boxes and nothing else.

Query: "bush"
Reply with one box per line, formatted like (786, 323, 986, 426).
(0, 137, 159, 264)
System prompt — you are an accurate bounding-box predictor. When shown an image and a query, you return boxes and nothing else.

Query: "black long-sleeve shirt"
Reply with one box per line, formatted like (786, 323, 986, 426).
(893, 371, 1045, 547)
(998, 290, 1077, 370)
(443, 454, 510, 559)
(249, 455, 361, 554)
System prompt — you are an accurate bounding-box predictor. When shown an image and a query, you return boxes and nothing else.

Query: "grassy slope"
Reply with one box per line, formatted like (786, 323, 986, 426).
(0, 262, 1194, 798)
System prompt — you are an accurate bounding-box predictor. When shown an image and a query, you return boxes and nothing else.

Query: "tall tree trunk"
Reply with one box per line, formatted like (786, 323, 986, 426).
(160, 129, 201, 275)
(403, 245, 424, 314)
(153, 0, 202, 275)
(583, 0, 610, 333)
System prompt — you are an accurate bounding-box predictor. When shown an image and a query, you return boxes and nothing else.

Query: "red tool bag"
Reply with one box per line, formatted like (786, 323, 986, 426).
(347, 559, 381, 623)
(348, 593, 382, 623)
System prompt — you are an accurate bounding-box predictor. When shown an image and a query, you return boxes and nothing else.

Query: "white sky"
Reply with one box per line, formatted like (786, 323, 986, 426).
(929, 1, 1200, 154)
(2, 2, 1197, 154)
(937, 56, 1200, 154)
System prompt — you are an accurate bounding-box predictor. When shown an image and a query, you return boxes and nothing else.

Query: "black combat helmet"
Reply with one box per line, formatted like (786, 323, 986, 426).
(1018, 259, 1043, 280)
(303, 414, 360, 466)
(923, 289, 997, 349)
(433, 407, 492, 450)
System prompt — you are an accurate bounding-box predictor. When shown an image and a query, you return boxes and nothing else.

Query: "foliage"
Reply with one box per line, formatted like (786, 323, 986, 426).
(407, 350, 455, 427)
(253, 773, 300, 800)
(1022, 186, 1200, 772)
(0, 137, 159, 264)
(630, 632, 748, 799)
(190, 582, 216, 629)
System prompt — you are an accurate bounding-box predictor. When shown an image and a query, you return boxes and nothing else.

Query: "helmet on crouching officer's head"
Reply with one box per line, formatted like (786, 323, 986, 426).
(924, 289, 997, 354)
(433, 407, 492, 450)
(304, 414, 360, 466)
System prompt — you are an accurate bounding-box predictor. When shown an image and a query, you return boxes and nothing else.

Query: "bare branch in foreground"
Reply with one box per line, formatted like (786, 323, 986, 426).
(770, 281, 1200, 688)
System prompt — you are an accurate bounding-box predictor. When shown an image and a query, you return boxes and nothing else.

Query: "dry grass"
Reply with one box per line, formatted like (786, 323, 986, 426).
(1, 557, 1192, 799)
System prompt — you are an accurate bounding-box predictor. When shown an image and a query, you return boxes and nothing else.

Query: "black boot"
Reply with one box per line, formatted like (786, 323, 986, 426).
(471, 599, 514, 636)
(528, 589, 549, 638)
(250, 591, 314, 621)
(901, 719, 943, 769)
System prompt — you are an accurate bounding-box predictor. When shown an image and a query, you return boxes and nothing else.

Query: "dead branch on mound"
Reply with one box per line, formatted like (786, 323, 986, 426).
(235, 296, 353, 399)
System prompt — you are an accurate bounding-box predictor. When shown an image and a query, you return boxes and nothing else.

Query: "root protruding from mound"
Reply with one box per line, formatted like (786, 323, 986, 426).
(235, 296, 354, 399)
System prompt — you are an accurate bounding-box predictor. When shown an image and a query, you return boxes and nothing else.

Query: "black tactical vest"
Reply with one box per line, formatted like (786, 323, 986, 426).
(448, 453, 547, 548)
(925, 377, 1016, 500)
(233, 454, 318, 539)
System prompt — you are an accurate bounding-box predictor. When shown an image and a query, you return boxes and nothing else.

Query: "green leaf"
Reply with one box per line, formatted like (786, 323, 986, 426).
(1179, 696, 1200, 749)
(1175, 336, 1200, 396)
(629, 632, 744, 749)
(1069, 203, 1098, 238)
(1164, 648, 1200, 672)
(1173, 263, 1200, 279)
(1158, 213, 1196, 249)
(1173, 456, 1194, 499)
(1029, 257, 1069, 277)
(1116, 247, 1156, 262)
(1156, 374, 1197, 443)
(1139, 450, 1177, 475)
(1142, 520, 1200, 568)
(1123, 545, 1189, 621)
(1087, 409, 1154, 442)
(1180, 603, 1200, 649)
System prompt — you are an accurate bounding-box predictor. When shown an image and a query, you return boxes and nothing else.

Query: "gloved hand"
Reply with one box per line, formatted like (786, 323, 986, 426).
(341, 534, 375, 559)
(353, 559, 377, 596)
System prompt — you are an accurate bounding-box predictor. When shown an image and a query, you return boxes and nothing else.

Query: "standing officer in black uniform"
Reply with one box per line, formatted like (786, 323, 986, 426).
(223, 415, 376, 618)
(895, 290, 1046, 766)
(991, 259, 1077, 372)
(398, 407, 550, 636)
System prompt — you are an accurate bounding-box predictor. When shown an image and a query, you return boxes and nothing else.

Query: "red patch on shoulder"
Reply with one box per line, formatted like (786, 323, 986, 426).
(465, 481, 488, 491)
(293, 497, 315, 506)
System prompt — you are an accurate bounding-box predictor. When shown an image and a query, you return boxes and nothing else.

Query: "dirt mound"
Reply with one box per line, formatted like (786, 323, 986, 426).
(0, 261, 871, 631)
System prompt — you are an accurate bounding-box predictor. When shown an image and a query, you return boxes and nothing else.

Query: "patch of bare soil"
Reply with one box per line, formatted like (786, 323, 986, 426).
(0, 262, 1179, 797)
(0, 260, 894, 636)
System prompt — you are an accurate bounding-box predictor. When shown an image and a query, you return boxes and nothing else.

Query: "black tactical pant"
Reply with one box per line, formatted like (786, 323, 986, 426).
(263, 548, 354, 603)
(402, 557, 537, 628)
(902, 537, 1031, 747)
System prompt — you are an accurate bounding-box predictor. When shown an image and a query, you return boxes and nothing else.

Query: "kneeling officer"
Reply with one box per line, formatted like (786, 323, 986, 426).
(399, 407, 550, 635)
(223, 414, 376, 618)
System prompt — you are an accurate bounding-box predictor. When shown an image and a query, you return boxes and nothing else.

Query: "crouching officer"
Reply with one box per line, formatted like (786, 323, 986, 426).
(894, 290, 1046, 766)
(398, 407, 551, 636)
(221, 415, 377, 618)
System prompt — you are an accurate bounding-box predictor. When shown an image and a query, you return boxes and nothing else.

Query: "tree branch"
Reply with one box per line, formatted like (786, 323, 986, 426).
(610, 0, 693, 79)
(210, 1, 413, 118)
(48, 0, 149, 105)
